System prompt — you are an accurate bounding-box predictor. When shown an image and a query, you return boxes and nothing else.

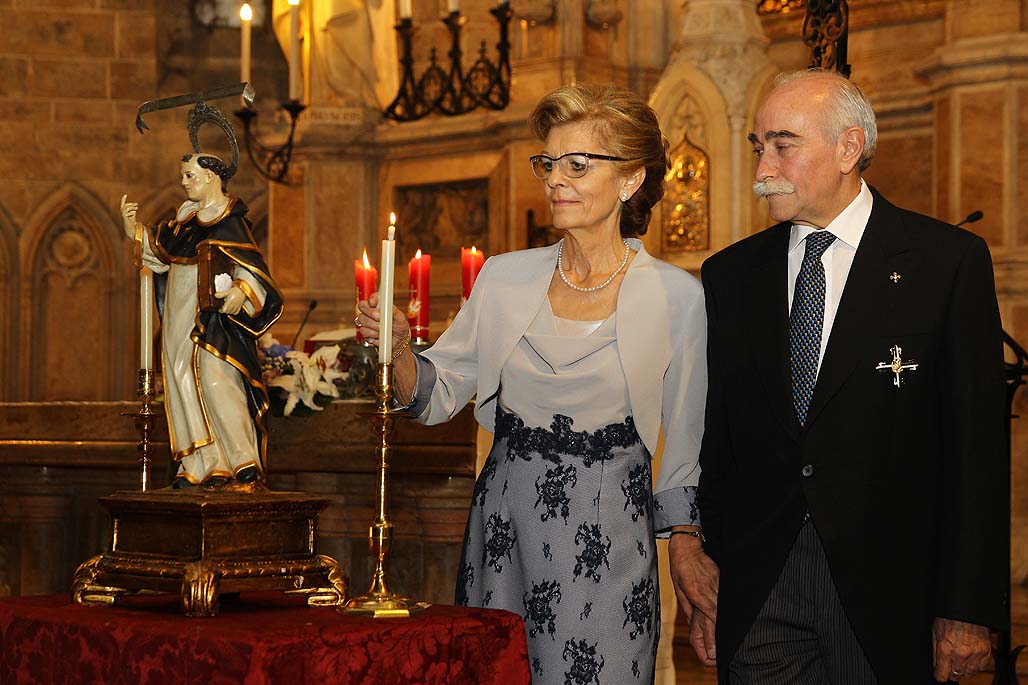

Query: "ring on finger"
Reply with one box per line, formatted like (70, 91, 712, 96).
(951, 670, 964, 677)
(354, 316, 362, 328)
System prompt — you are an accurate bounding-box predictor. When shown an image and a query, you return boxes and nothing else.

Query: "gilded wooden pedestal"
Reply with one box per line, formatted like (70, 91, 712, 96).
(72, 489, 348, 617)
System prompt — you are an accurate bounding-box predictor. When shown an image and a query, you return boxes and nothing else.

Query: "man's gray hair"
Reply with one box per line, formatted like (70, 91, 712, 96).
(774, 69, 877, 171)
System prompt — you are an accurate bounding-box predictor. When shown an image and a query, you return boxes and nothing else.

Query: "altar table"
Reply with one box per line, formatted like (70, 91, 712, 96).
(0, 593, 530, 684)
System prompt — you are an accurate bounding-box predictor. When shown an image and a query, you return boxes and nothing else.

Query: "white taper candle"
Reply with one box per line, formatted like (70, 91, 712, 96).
(288, 0, 301, 101)
(378, 215, 397, 363)
(240, 4, 252, 85)
(140, 268, 153, 370)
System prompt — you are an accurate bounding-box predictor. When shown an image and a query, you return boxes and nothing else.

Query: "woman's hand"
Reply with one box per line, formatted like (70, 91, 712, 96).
(669, 529, 719, 666)
(356, 292, 419, 404)
(355, 292, 411, 349)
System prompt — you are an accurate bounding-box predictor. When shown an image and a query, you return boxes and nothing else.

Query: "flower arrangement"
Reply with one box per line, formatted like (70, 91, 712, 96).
(258, 333, 377, 416)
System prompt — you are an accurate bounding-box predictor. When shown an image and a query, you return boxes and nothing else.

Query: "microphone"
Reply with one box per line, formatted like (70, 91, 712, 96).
(956, 210, 983, 227)
(290, 300, 318, 349)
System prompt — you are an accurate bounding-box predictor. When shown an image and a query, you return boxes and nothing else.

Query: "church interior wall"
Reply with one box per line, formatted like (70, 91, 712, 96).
(1, 0, 1027, 669)
(0, 204, 17, 402)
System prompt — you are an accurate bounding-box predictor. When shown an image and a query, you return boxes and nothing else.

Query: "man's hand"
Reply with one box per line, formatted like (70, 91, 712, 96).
(669, 529, 719, 664)
(120, 194, 138, 239)
(932, 617, 992, 681)
(216, 286, 247, 315)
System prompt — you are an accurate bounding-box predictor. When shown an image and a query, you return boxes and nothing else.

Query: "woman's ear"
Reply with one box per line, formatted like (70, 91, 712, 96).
(622, 167, 646, 201)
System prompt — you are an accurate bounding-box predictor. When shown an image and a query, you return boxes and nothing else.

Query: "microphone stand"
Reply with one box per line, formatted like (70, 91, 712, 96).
(291, 300, 318, 350)
(946, 209, 1024, 683)
(956, 210, 984, 227)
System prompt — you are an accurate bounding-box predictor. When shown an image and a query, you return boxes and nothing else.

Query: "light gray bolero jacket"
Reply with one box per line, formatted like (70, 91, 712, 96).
(409, 238, 707, 534)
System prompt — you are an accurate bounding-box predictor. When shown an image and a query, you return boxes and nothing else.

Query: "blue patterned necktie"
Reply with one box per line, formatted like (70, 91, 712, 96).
(790, 230, 837, 426)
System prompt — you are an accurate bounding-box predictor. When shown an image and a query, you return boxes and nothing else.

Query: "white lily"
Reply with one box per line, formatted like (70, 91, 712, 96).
(266, 345, 345, 415)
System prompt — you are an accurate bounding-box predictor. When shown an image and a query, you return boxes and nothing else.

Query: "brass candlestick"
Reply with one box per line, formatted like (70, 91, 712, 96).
(342, 361, 429, 617)
(122, 368, 158, 491)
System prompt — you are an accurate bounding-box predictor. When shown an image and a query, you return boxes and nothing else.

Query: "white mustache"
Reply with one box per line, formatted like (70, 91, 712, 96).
(752, 179, 796, 197)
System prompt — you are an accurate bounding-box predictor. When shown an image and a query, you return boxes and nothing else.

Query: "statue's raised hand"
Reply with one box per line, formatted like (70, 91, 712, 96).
(119, 194, 139, 239)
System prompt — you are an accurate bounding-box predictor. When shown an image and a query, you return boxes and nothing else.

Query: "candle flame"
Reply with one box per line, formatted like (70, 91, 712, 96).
(415, 249, 422, 259)
(362, 249, 371, 269)
(389, 211, 396, 226)
(240, 3, 253, 20)
(471, 245, 478, 254)
(287, 0, 300, 4)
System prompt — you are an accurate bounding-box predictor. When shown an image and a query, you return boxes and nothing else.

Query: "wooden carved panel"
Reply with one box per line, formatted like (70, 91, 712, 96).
(661, 132, 710, 252)
(392, 179, 489, 263)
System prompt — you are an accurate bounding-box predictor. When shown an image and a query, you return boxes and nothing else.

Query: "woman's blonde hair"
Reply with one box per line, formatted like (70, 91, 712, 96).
(528, 82, 670, 237)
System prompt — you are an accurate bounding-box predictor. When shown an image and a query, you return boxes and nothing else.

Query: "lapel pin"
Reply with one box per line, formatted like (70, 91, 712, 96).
(890, 272, 901, 284)
(876, 345, 918, 387)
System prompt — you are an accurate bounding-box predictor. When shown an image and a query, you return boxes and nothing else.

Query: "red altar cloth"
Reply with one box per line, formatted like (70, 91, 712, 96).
(0, 593, 530, 685)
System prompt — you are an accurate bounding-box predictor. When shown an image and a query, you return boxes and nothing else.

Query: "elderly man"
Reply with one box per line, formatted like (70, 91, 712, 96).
(679, 69, 1008, 683)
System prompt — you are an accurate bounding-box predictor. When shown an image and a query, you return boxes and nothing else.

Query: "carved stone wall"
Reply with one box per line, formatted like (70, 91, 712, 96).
(20, 186, 130, 400)
(0, 207, 16, 402)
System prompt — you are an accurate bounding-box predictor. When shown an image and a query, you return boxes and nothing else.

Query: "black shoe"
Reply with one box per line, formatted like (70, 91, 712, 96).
(235, 466, 260, 484)
(172, 476, 194, 490)
(201, 475, 230, 489)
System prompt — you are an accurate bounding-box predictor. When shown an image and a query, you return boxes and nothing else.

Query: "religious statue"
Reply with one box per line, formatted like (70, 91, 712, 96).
(120, 99, 283, 490)
(273, 0, 397, 111)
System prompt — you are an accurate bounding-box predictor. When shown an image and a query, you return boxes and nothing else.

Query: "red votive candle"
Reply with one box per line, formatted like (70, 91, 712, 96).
(460, 245, 484, 305)
(407, 248, 431, 343)
(354, 248, 377, 343)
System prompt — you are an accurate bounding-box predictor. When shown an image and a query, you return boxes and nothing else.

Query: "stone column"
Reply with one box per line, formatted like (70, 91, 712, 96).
(915, 0, 1028, 621)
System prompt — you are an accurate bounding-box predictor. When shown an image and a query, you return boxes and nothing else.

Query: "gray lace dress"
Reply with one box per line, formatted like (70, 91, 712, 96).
(455, 301, 660, 683)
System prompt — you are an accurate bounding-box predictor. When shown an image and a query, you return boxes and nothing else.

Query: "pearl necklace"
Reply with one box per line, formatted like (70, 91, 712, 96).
(557, 239, 631, 293)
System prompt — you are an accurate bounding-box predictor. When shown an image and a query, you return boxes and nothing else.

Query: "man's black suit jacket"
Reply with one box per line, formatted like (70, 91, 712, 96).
(698, 188, 1009, 683)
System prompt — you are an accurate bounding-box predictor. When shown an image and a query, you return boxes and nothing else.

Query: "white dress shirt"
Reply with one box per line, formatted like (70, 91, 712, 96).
(787, 180, 874, 374)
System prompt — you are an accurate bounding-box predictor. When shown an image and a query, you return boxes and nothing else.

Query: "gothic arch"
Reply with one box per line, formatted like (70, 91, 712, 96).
(0, 204, 19, 400)
(650, 64, 733, 271)
(651, 60, 778, 266)
(20, 184, 128, 400)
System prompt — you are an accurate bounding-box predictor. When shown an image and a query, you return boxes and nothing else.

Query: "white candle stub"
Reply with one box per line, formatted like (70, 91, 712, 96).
(215, 273, 233, 293)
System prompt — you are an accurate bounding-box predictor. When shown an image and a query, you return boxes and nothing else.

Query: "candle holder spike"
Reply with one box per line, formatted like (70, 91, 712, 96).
(121, 369, 158, 492)
(384, 18, 428, 122)
(384, 4, 512, 122)
(234, 100, 307, 184)
(342, 362, 430, 617)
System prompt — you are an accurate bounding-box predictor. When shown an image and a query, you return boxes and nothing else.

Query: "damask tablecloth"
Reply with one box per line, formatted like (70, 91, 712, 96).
(0, 592, 530, 684)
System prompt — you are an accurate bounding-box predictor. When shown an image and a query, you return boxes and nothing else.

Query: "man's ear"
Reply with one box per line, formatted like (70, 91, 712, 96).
(838, 126, 865, 174)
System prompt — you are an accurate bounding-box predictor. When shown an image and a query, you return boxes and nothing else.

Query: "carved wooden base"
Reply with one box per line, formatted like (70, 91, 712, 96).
(72, 489, 348, 617)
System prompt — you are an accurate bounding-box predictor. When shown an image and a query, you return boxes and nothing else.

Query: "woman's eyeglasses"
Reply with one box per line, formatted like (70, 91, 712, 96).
(529, 152, 628, 180)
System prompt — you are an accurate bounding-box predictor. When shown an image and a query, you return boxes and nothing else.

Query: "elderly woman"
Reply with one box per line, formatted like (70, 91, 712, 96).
(358, 83, 711, 683)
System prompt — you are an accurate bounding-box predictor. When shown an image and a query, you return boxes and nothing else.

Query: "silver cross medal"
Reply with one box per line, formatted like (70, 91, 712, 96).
(876, 345, 918, 387)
